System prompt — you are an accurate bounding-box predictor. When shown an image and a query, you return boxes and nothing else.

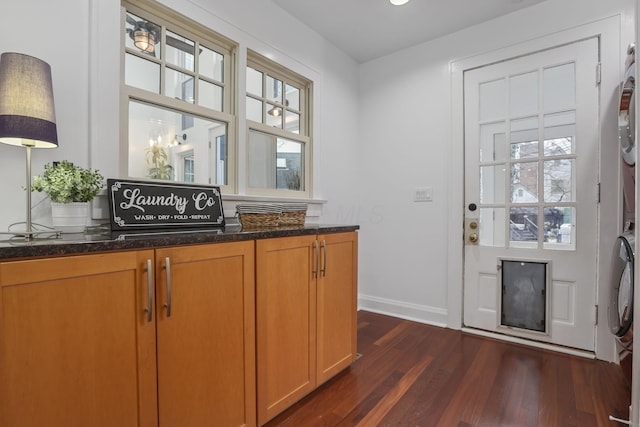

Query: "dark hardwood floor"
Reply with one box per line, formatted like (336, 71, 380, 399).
(265, 310, 631, 427)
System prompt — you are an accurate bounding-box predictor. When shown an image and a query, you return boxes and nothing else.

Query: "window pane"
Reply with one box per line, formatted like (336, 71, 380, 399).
(285, 111, 300, 134)
(510, 116, 538, 159)
(510, 207, 538, 242)
(125, 12, 161, 58)
(166, 30, 195, 71)
(544, 63, 575, 111)
(544, 159, 574, 202)
(266, 75, 283, 103)
(480, 122, 506, 162)
(544, 111, 575, 156)
(247, 67, 263, 97)
(479, 207, 506, 247)
(199, 46, 223, 82)
(166, 69, 194, 103)
(198, 79, 222, 112)
(480, 164, 506, 204)
(286, 84, 300, 110)
(511, 162, 538, 203)
(479, 78, 506, 121)
(544, 207, 575, 250)
(246, 96, 262, 122)
(125, 53, 160, 93)
(128, 100, 227, 185)
(248, 130, 304, 191)
(510, 71, 538, 117)
(266, 104, 283, 128)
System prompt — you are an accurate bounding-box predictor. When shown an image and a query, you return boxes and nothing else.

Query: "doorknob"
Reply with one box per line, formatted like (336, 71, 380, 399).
(469, 233, 479, 243)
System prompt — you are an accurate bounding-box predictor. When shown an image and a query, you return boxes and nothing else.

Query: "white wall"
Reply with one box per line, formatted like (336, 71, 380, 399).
(0, 1, 92, 228)
(358, 0, 635, 361)
(0, 0, 360, 229)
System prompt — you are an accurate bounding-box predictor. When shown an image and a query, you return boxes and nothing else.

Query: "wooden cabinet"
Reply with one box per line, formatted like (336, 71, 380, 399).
(316, 232, 358, 384)
(0, 250, 158, 427)
(155, 242, 256, 427)
(256, 232, 357, 425)
(0, 240, 256, 427)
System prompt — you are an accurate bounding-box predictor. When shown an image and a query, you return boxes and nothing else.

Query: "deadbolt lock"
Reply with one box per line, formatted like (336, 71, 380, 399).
(469, 221, 478, 230)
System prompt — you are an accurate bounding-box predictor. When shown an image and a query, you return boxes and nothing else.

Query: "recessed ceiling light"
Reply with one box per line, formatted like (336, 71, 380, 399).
(390, 0, 410, 5)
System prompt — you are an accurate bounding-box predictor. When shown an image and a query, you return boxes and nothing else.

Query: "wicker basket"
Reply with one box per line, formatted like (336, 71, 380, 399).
(279, 210, 306, 226)
(238, 212, 280, 228)
(236, 203, 282, 228)
(236, 202, 307, 228)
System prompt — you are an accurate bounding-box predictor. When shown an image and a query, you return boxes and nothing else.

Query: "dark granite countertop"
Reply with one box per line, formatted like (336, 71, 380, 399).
(0, 224, 359, 261)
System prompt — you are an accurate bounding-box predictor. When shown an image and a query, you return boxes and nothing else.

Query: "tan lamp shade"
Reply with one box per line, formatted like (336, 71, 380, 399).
(0, 52, 58, 148)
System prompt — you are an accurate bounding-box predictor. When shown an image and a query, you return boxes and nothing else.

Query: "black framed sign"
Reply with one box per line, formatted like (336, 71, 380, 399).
(107, 179, 225, 230)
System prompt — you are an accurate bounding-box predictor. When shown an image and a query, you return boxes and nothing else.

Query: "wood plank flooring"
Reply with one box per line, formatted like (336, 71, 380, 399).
(265, 310, 631, 427)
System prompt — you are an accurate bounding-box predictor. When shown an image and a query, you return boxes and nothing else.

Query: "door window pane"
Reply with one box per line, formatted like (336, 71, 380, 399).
(544, 63, 575, 111)
(544, 207, 575, 249)
(510, 207, 538, 242)
(479, 78, 506, 121)
(480, 165, 506, 204)
(510, 117, 538, 159)
(544, 159, 574, 202)
(510, 71, 538, 117)
(511, 162, 538, 203)
(544, 111, 575, 156)
(480, 122, 506, 162)
(479, 208, 506, 247)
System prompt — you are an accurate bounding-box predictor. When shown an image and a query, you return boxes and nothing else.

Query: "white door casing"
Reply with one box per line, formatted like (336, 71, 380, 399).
(463, 37, 600, 352)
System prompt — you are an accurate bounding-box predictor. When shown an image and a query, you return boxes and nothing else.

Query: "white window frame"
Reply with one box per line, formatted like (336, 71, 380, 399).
(246, 50, 313, 198)
(120, 1, 237, 192)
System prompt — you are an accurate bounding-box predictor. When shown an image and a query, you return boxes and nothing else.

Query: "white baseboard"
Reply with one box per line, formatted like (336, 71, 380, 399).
(358, 294, 448, 328)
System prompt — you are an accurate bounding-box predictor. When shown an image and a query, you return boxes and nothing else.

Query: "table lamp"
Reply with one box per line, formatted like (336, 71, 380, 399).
(0, 52, 59, 241)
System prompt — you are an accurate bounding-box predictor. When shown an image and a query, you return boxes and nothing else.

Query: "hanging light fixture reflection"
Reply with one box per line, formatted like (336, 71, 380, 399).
(133, 28, 157, 54)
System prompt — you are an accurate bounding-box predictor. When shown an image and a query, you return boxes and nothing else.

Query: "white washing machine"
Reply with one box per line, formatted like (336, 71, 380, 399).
(610, 44, 636, 379)
(610, 232, 635, 341)
(619, 44, 636, 216)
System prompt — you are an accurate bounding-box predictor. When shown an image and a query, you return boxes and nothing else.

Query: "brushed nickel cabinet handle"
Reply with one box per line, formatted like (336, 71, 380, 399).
(164, 257, 172, 317)
(313, 240, 319, 278)
(145, 259, 153, 322)
(320, 240, 327, 277)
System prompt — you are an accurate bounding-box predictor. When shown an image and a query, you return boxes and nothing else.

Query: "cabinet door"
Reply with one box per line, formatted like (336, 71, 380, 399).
(317, 232, 358, 384)
(0, 250, 158, 427)
(155, 241, 255, 427)
(256, 235, 317, 425)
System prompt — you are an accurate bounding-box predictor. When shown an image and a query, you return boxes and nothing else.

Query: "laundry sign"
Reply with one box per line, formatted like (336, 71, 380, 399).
(107, 179, 225, 230)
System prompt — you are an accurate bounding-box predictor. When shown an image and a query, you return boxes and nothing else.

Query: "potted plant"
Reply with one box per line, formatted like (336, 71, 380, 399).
(32, 160, 105, 232)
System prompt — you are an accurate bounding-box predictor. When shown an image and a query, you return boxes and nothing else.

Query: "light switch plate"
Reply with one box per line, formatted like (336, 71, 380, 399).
(414, 187, 433, 202)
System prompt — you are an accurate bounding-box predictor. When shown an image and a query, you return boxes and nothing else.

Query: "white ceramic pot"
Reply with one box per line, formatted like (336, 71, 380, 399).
(51, 202, 89, 233)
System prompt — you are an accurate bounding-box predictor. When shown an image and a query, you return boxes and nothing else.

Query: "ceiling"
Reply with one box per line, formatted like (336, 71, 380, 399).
(271, 0, 549, 63)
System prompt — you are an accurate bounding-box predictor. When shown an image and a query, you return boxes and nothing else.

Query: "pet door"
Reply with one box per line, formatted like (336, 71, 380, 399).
(499, 259, 549, 334)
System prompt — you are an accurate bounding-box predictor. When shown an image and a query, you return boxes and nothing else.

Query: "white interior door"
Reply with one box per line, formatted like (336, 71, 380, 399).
(463, 37, 600, 351)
